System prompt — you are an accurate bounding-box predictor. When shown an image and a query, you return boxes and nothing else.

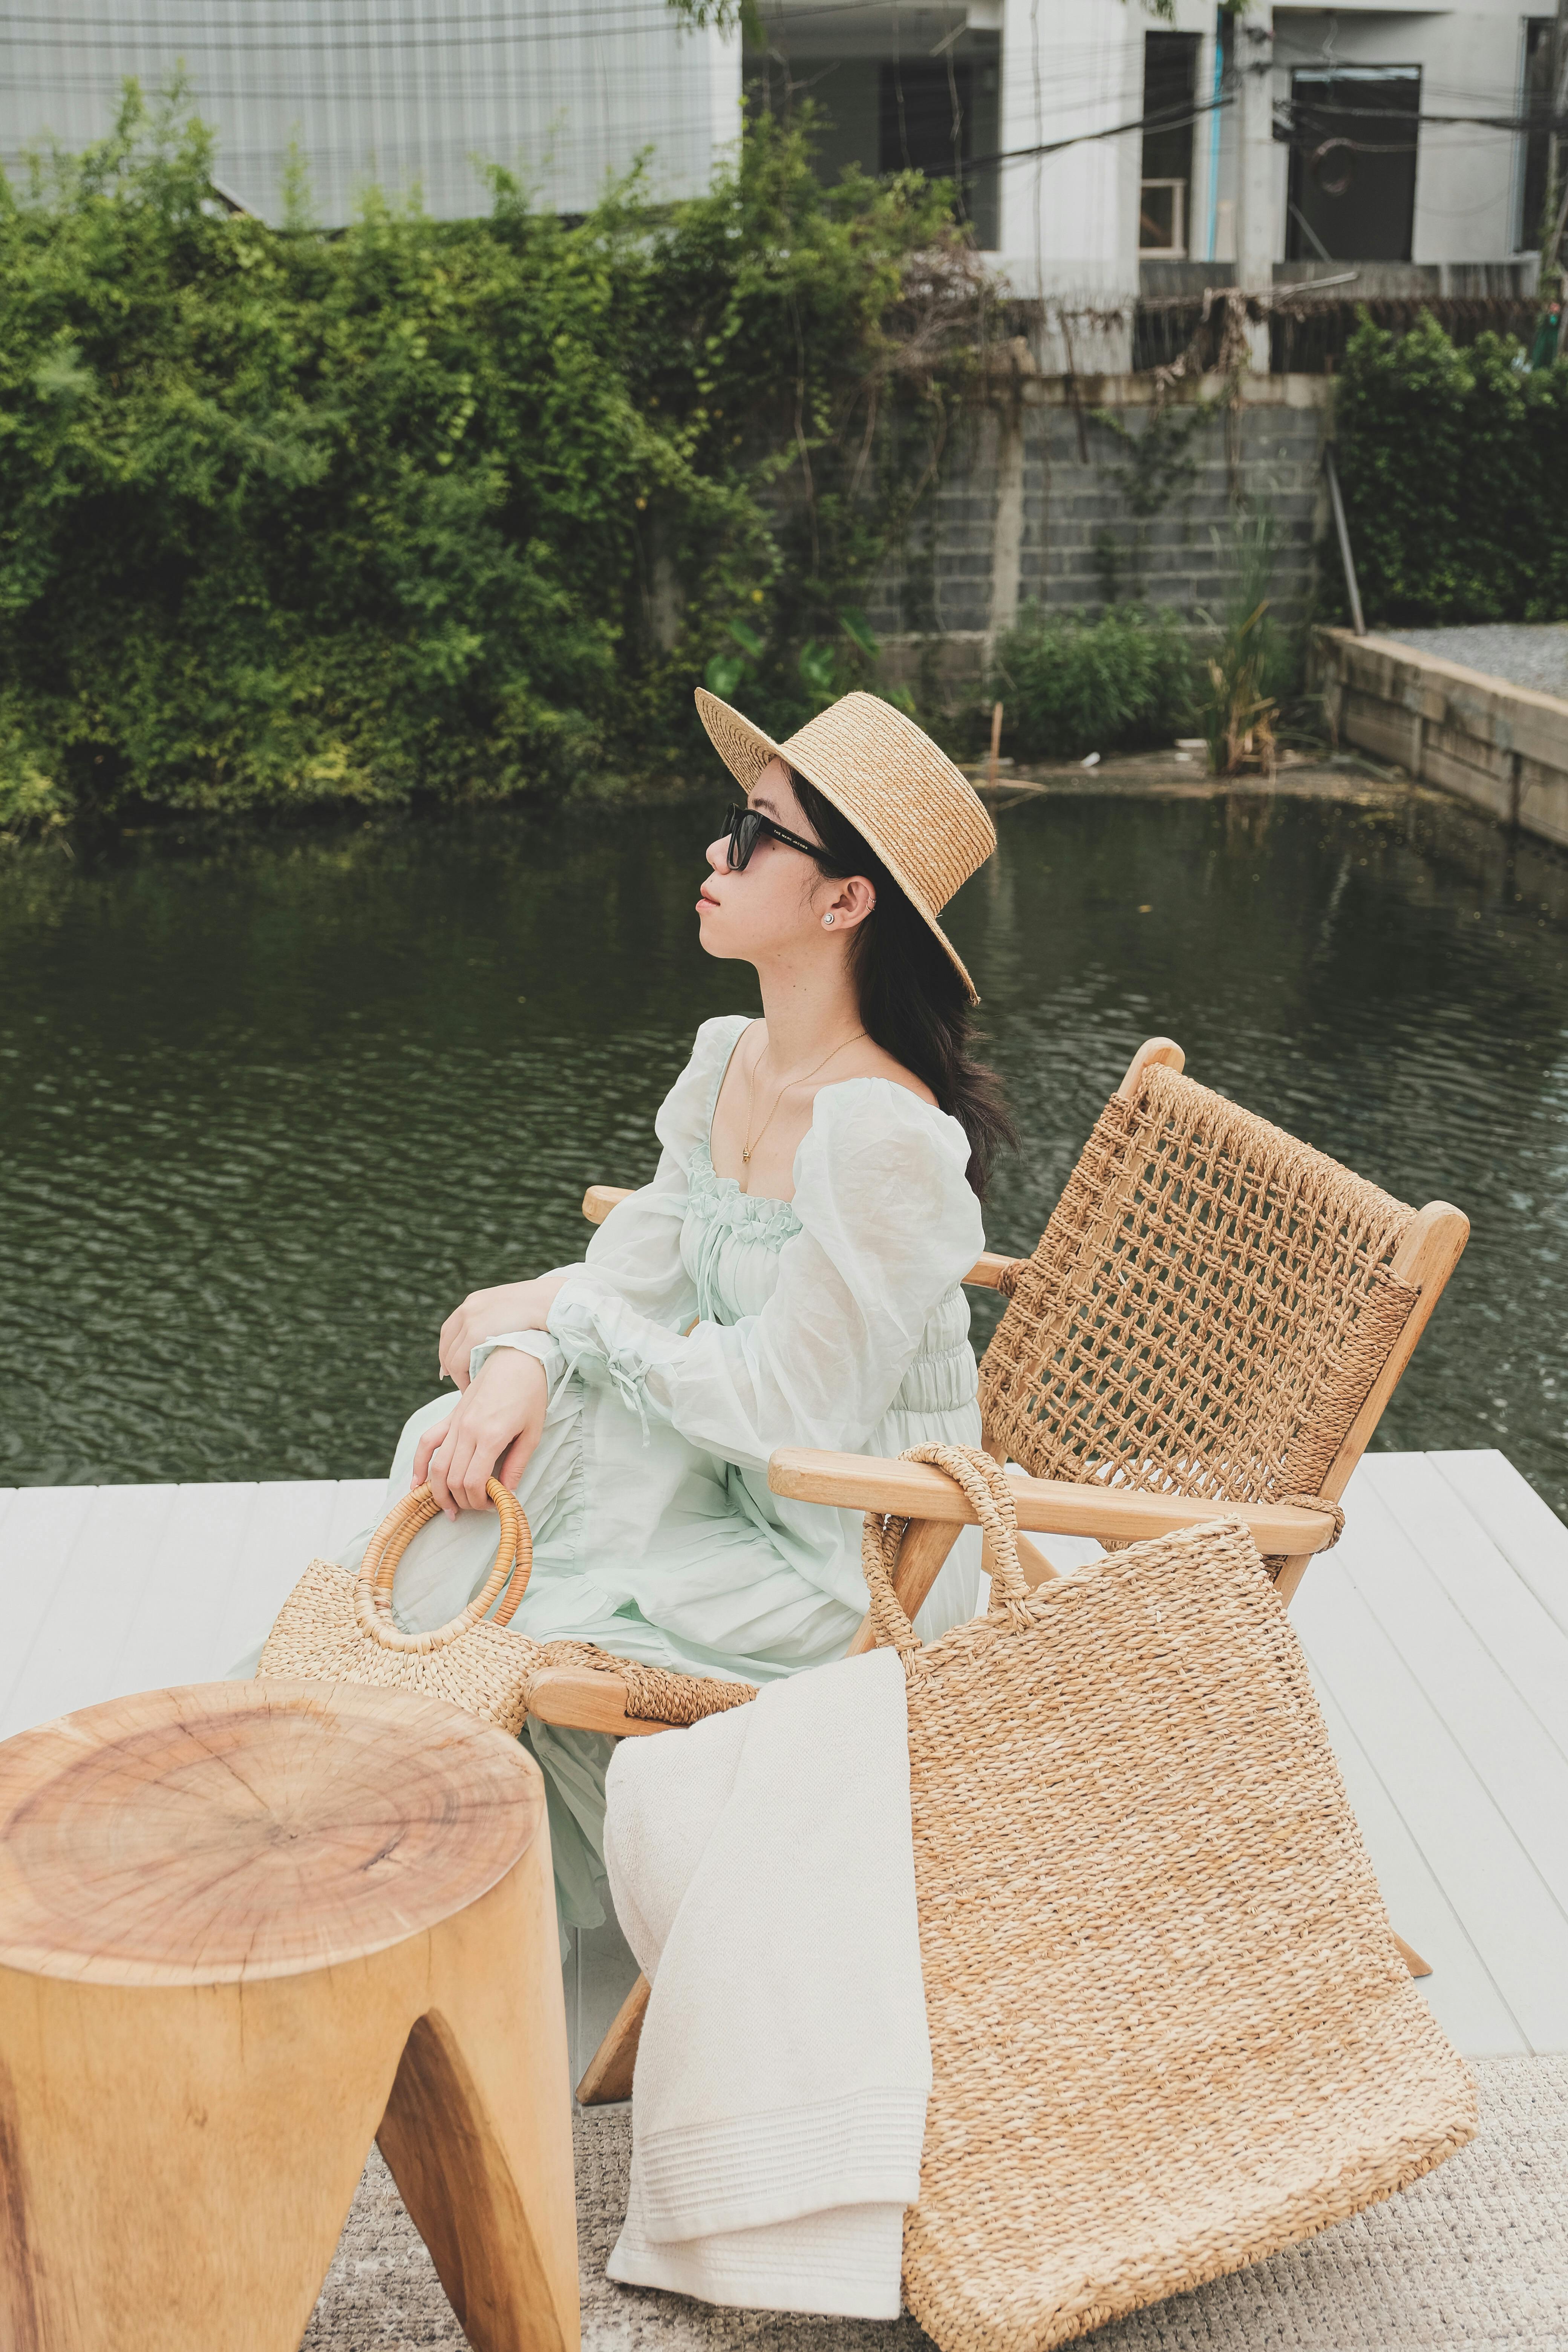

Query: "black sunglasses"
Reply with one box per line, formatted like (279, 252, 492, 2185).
(722, 801, 838, 873)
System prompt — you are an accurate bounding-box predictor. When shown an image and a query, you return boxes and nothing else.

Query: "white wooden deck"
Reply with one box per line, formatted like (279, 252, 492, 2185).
(3, 1450, 1566, 2069)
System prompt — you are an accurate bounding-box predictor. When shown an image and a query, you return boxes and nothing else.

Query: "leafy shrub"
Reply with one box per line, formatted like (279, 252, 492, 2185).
(0, 710, 65, 834)
(1332, 312, 1568, 625)
(0, 86, 982, 824)
(991, 603, 1194, 762)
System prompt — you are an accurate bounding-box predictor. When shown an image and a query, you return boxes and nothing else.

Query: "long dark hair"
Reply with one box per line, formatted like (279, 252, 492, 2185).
(789, 769, 1015, 1201)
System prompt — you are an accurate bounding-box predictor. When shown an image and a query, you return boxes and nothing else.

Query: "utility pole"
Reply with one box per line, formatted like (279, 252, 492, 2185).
(1235, 5, 1276, 371)
(1547, 0, 1568, 295)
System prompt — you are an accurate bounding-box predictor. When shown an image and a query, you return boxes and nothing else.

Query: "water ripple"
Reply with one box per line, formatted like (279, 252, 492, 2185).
(2, 796, 1565, 1520)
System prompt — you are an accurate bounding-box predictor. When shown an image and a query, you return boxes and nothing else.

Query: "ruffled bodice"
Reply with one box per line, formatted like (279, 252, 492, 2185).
(683, 1137, 802, 1323)
(678, 1120, 978, 1433)
(508, 1013, 982, 1467)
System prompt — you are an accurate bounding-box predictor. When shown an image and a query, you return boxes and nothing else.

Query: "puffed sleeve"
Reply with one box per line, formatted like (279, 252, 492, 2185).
(544, 1078, 983, 1470)
(470, 1014, 748, 1386)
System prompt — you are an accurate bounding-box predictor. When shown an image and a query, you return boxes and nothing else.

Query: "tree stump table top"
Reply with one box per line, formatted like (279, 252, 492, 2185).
(0, 1678, 545, 1986)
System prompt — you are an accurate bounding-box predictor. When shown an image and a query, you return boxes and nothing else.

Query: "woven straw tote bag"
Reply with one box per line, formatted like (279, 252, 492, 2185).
(259, 1479, 755, 1735)
(866, 1445, 1476, 2352)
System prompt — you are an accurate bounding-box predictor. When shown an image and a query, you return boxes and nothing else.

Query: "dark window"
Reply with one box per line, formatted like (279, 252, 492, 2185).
(879, 55, 1001, 248)
(1519, 19, 1554, 251)
(879, 60, 970, 181)
(1140, 32, 1200, 255)
(1287, 66, 1420, 263)
(745, 29, 1000, 250)
(1141, 33, 1200, 181)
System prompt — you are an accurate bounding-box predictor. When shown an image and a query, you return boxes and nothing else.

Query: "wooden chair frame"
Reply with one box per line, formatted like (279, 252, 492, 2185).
(528, 1038, 1468, 2100)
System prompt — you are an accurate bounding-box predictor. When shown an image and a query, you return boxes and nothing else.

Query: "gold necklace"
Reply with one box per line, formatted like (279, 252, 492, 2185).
(740, 1030, 867, 1183)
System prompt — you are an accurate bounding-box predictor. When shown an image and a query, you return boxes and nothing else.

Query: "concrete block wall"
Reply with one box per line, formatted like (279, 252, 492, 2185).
(868, 373, 1332, 679)
(1317, 629, 1568, 855)
(872, 405, 1005, 643)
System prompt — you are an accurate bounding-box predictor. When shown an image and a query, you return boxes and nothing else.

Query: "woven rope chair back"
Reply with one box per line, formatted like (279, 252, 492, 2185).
(978, 1063, 1419, 1526)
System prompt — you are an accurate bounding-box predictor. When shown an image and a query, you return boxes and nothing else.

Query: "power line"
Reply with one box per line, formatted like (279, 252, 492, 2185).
(1288, 101, 1568, 135)
(0, 7, 712, 55)
(0, 0, 697, 32)
(7, 12, 1547, 230)
(968, 89, 1234, 176)
(955, 73, 1550, 206)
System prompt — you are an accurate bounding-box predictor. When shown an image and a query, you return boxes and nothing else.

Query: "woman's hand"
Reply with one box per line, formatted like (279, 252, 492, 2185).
(438, 1276, 568, 1390)
(412, 1349, 550, 1516)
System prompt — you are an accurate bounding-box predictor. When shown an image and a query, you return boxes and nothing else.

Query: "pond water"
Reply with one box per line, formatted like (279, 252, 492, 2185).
(3, 784, 1566, 1521)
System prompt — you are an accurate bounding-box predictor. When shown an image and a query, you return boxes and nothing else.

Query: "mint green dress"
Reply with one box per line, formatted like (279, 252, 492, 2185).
(338, 1015, 986, 1930)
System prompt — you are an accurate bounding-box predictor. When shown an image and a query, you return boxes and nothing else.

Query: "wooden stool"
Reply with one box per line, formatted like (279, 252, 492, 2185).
(0, 1679, 579, 2352)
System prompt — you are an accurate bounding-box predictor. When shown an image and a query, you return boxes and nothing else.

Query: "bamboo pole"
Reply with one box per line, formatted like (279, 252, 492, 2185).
(1324, 444, 1366, 639)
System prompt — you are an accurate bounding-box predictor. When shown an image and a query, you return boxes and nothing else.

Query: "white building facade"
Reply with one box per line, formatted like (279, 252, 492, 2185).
(0, 0, 741, 224)
(752, 0, 1545, 303)
(0, 0, 1546, 303)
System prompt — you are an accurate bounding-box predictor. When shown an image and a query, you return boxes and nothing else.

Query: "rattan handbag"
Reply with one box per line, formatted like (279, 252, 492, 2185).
(864, 1447, 1476, 2352)
(258, 1479, 754, 1735)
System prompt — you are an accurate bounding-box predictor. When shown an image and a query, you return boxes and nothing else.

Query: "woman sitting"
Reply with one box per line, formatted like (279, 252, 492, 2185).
(355, 688, 1011, 1932)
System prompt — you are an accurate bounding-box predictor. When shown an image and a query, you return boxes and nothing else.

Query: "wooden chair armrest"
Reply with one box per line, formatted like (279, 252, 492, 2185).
(767, 1448, 1341, 1556)
(963, 1251, 1020, 1290)
(587, 1185, 1020, 1294)
(524, 1666, 674, 1738)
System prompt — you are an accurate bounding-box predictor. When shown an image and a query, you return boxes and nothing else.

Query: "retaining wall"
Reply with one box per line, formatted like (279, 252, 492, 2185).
(869, 371, 1331, 685)
(1317, 630, 1568, 854)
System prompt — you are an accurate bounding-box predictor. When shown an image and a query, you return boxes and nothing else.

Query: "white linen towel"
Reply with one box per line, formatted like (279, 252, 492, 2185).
(602, 1645, 931, 2319)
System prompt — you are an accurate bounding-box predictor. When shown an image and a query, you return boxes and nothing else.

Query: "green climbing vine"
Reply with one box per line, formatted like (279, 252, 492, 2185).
(1086, 396, 1222, 602)
(0, 86, 992, 830)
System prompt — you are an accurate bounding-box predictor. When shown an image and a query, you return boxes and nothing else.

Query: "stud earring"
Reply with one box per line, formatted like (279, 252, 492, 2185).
(822, 912, 836, 928)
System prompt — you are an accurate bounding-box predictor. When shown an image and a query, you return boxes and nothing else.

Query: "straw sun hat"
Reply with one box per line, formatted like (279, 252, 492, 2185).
(695, 687, 997, 1003)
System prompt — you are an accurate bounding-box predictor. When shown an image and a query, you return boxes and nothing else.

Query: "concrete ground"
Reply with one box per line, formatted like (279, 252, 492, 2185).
(1384, 623, 1568, 701)
(969, 746, 1405, 801)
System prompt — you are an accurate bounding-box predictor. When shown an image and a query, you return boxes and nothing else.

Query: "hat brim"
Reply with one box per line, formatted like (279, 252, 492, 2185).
(694, 687, 982, 1005)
